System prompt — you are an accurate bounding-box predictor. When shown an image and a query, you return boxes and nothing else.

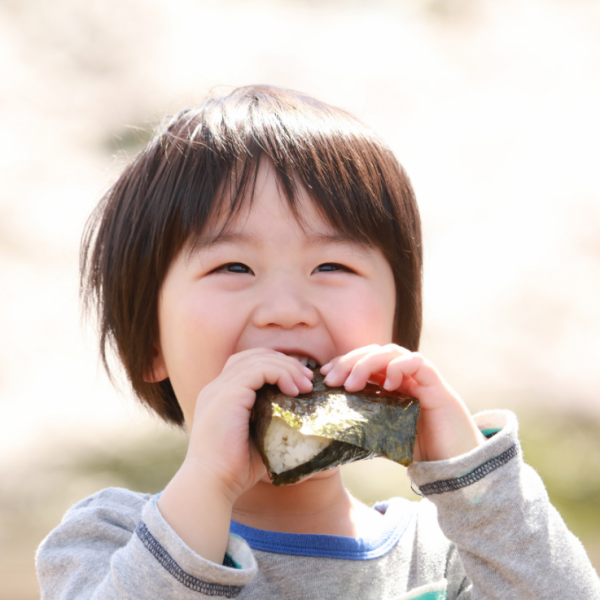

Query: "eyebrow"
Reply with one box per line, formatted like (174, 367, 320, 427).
(185, 229, 371, 258)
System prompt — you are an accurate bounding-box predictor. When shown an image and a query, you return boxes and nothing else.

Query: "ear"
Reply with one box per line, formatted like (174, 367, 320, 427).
(144, 344, 169, 383)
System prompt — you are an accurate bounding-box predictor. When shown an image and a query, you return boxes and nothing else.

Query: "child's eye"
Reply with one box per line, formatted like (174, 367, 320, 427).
(313, 263, 352, 273)
(214, 263, 254, 274)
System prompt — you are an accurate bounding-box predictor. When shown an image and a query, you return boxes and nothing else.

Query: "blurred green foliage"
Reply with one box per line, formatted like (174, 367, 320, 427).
(63, 431, 188, 495)
(518, 413, 600, 544)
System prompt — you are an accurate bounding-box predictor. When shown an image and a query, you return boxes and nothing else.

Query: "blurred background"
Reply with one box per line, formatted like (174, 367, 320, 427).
(1, 0, 599, 596)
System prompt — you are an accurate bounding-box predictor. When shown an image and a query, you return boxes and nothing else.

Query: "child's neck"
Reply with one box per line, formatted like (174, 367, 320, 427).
(231, 468, 382, 538)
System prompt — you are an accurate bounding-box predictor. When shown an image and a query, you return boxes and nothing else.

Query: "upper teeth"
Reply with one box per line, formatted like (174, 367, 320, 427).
(288, 354, 319, 369)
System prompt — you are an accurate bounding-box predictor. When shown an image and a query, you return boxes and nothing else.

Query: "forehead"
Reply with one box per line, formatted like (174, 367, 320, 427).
(187, 160, 371, 253)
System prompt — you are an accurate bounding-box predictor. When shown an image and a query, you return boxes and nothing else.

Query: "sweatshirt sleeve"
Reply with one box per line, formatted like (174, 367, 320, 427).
(407, 410, 600, 600)
(36, 487, 257, 599)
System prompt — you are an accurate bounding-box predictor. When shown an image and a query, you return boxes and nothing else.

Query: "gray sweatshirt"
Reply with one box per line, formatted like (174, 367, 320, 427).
(36, 410, 600, 599)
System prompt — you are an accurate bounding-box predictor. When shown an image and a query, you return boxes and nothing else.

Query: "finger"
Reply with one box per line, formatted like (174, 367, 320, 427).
(285, 356, 316, 380)
(231, 356, 313, 397)
(320, 345, 383, 378)
(269, 357, 315, 394)
(319, 360, 335, 375)
(383, 353, 442, 391)
(343, 345, 412, 391)
(269, 363, 314, 396)
(326, 345, 411, 389)
(262, 367, 302, 396)
(319, 355, 344, 376)
(290, 369, 314, 394)
(269, 351, 315, 381)
(322, 345, 382, 386)
(234, 349, 315, 381)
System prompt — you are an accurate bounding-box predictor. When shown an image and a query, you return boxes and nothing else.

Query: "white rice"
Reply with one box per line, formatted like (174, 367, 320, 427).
(264, 417, 332, 474)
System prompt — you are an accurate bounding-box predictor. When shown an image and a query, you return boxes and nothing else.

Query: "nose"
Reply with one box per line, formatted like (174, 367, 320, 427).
(251, 272, 319, 330)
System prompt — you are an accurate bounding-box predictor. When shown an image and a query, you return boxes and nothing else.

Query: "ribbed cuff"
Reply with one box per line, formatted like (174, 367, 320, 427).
(134, 499, 257, 597)
(407, 410, 520, 497)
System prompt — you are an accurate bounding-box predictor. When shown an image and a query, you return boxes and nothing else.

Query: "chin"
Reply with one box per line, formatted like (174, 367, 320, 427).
(259, 467, 339, 487)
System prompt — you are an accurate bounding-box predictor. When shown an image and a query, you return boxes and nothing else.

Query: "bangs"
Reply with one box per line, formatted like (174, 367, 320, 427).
(156, 85, 415, 266)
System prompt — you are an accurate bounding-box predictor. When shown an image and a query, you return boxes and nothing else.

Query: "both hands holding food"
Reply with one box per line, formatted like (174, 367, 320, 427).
(185, 345, 485, 498)
(158, 344, 486, 563)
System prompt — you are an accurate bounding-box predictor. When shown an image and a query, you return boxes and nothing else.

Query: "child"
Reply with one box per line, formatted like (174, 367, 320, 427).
(37, 85, 599, 599)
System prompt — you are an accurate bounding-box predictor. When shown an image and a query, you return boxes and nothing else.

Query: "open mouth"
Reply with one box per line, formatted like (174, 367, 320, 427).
(285, 354, 320, 369)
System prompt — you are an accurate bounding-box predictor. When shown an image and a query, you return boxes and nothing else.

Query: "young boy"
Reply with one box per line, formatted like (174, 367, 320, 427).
(37, 85, 600, 599)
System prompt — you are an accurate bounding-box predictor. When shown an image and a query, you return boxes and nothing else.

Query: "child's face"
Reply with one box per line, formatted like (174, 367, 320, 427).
(151, 160, 396, 427)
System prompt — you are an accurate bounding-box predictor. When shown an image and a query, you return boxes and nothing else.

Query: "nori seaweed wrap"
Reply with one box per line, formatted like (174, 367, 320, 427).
(250, 370, 420, 485)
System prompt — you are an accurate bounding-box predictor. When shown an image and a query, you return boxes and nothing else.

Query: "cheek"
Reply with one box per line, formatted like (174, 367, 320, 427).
(160, 292, 247, 402)
(325, 286, 395, 348)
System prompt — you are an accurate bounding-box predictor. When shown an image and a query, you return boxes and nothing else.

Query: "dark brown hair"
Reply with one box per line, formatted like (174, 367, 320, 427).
(81, 85, 422, 426)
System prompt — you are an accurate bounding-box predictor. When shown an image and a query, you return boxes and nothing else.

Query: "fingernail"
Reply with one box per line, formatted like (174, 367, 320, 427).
(383, 378, 392, 390)
(344, 373, 357, 389)
(320, 362, 332, 373)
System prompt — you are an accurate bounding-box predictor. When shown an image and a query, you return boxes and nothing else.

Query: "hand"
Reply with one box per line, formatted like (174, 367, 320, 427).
(320, 345, 486, 462)
(186, 348, 314, 501)
(158, 348, 313, 564)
